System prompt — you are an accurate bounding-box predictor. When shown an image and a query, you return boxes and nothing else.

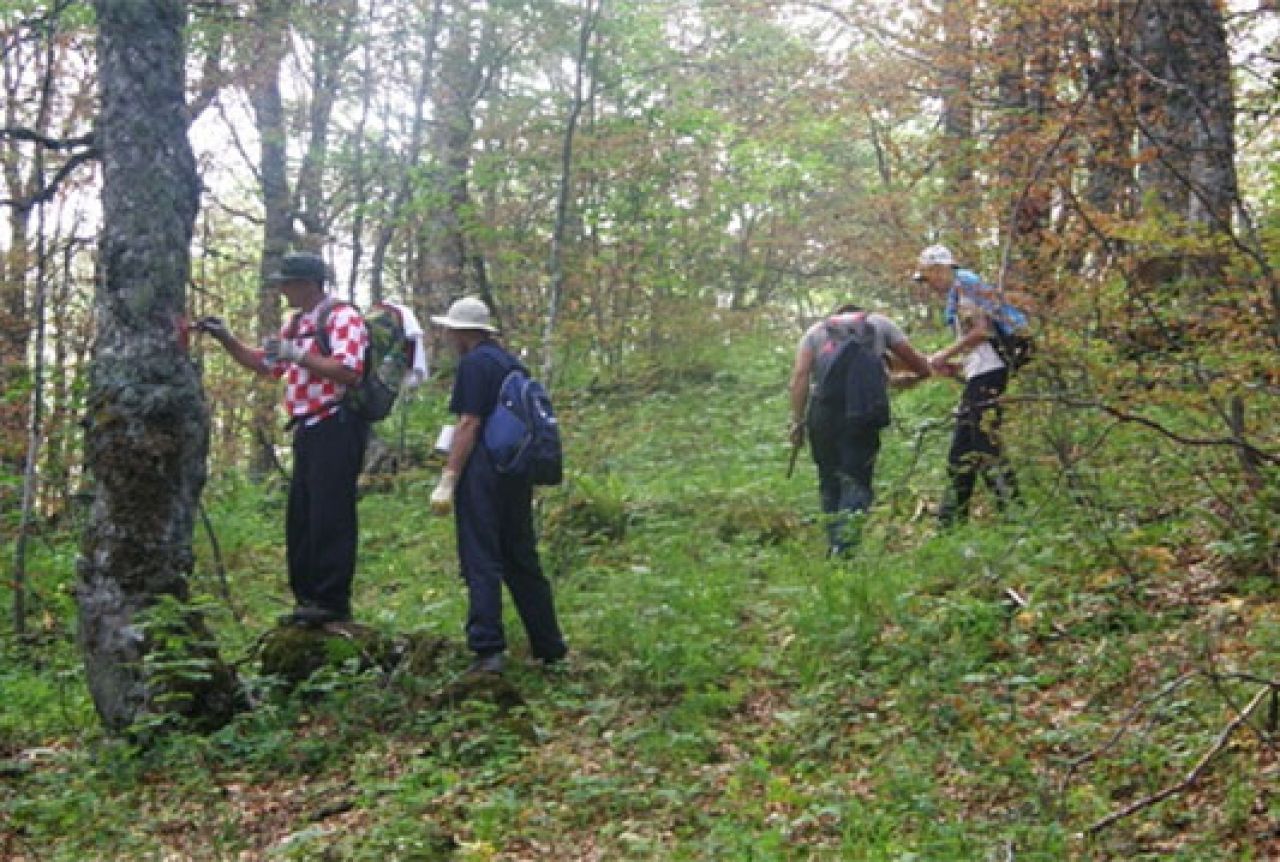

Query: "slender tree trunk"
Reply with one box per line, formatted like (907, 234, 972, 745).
(543, 0, 601, 383)
(938, 0, 975, 250)
(293, 0, 357, 248)
(372, 0, 443, 305)
(0, 16, 52, 516)
(0, 210, 31, 499)
(246, 0, 291, 478)
(419, 0, 480, 314)
(346, 0, 377, 302)
(79, 0, 238, 735)
(1081, 2, 1134, 221)
(13, 196, 47, 640)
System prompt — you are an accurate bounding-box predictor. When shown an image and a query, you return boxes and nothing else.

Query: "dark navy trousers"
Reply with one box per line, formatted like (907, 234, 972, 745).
(454, 445, 567, 660)
(287, 408, 369, 616)
(941, 367, 1018, 524)
(807, 402, 881, 554)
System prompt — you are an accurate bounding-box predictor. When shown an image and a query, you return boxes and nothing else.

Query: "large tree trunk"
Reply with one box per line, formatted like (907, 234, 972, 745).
(1135, 0, 1238, 235)
(78, 0, 238, 735)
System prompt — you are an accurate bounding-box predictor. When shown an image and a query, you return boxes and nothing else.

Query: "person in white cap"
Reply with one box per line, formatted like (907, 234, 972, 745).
(916, 244, 1019, 525)
(429, 297, 567, 675)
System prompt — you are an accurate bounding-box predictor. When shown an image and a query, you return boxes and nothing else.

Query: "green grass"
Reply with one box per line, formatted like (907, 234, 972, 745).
(1, 315, 1276, 860)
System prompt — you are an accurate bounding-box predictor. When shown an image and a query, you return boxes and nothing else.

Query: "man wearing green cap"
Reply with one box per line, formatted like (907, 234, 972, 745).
(199, 251, 370, 626)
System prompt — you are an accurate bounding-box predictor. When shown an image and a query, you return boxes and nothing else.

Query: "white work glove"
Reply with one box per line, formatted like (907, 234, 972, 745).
(263, 336, 307, 365)
(430, 469, 458, 515)
(196, 315, 231, 342)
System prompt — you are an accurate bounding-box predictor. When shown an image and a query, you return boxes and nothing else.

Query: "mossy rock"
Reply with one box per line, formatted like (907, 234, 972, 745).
(432, 671, 527, 713)
(259, 623, 393, 684)
(259, 625, 457, 687)
(394, 632, 454, 677)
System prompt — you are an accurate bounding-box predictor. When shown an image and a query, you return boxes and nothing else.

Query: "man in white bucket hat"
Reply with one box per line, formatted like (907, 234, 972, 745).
(429, 297, 567, 675)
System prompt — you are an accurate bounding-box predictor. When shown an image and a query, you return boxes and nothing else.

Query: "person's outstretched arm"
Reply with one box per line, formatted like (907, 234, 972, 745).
(887, 340, 933, 387)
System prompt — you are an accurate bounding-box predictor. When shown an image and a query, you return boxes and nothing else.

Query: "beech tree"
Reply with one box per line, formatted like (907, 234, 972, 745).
(78, 0, 237, 734)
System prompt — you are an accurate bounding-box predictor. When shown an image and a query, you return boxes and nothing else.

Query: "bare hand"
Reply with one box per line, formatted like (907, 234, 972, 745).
(929, 353, 960, 377)
(788, 420, 805, 448)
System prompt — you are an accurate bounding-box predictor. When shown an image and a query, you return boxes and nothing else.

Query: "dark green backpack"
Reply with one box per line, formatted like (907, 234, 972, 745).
(314, 300, 413, 422)
(812, 312, 891, 431)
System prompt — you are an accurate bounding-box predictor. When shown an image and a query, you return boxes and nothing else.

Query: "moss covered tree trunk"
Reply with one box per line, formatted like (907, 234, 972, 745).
(77, 0, 237, 734)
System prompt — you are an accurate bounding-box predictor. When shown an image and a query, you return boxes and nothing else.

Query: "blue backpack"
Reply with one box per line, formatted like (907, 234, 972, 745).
(945, 270, 1035, 371)
(483, 365, 564, 486)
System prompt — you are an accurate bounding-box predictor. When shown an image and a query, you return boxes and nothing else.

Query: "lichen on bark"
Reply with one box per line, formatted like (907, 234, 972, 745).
(77, 0, 238, 735)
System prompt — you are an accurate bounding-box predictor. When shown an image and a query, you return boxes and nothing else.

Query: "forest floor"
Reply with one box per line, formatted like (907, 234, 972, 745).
(2, 314, 1277, 861)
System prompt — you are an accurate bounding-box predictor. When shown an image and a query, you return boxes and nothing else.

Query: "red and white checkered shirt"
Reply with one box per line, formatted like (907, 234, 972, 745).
(268, 299, 368, 425)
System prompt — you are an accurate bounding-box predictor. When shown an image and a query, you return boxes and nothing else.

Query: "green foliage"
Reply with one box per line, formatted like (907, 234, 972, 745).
(2, 319, 1276, 859)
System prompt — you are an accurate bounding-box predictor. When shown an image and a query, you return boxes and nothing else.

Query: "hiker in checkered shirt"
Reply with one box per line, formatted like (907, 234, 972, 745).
(199, 252, 371, 627)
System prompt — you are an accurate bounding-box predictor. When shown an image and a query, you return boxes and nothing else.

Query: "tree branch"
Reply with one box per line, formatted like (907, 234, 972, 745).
(1086, 683, 1275, 836)
(0, 146, 99, 212)
(1007, 394, 1280, 467)
(0, 128, 94, 150)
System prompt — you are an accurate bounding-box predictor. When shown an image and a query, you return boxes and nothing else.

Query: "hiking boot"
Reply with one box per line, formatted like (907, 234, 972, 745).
(534, 648, 568, 669)
(466, 652, 506, 675)
(278, 606, 350, 627)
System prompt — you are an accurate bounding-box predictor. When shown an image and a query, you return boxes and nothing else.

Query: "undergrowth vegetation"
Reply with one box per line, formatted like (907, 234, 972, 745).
(2, 312, 1276, 860)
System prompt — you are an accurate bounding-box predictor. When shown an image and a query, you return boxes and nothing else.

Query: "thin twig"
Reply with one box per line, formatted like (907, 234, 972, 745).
(197, 501, 241, 622)
(1060, 671, 1199, 797)
(1086, 683, 1275, 836)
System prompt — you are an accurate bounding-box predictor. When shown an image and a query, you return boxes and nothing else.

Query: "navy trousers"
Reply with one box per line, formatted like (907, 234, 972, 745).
(454, 445, 567, 660)
(287, 408, 369, 616)
(807, 402, 881, 554)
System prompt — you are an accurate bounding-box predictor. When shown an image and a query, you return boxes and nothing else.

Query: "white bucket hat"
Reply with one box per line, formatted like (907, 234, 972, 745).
(917, 244, 956, 267)
(430, 297, 497, 332)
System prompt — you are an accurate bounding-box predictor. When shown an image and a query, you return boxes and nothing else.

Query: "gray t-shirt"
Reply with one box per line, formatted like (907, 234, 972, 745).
(800, 312, 906, 383)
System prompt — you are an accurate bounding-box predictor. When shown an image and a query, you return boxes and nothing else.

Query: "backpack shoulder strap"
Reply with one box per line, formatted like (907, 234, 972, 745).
(476, 341, 525, 377)
(308, 297, 348, 355)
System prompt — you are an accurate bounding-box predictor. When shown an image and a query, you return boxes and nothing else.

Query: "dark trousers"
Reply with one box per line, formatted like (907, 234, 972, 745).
(942, 368, 1018, 524)
(287, 409, 369, 616)
(455, 445, 567, 660)
(808, 403, 881, 554)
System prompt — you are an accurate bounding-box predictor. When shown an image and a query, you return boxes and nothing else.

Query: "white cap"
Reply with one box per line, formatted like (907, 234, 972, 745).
(918, 244, 956, 267)
(430, 297, 497, 332)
